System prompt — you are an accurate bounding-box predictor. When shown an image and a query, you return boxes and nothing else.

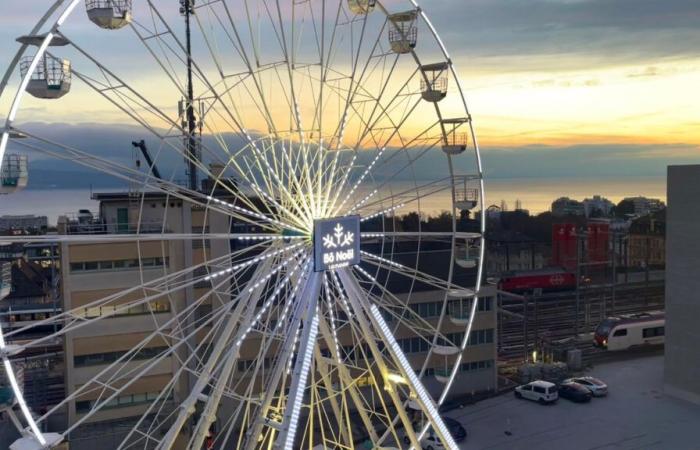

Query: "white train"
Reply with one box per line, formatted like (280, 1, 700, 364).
(593, 311, 665, 351)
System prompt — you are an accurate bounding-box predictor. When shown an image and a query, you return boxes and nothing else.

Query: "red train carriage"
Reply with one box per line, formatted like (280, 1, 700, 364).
(497, 268, 576, 293)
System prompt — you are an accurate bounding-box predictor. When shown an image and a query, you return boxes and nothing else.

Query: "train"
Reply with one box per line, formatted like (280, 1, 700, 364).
(593, 311, 665, 351)
(497, 268, 577, 293)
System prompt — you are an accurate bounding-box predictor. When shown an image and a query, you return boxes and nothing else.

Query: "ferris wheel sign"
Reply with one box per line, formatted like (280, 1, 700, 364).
(313, 215, 361, 272)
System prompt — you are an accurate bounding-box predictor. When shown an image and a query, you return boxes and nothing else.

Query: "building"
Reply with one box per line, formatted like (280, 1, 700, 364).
(58, 190, 233, 444)
(582, 195, 614, 218)
(623, 196, 666, 216)
(664, 165, 700, 405)
(486, 230, 548, 276)
(0, 214, 48, 232)
(627, 211, 666, 268)
(551, 197, 585, 216)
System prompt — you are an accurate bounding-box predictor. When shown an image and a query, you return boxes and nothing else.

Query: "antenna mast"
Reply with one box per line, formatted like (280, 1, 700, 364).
(180, 0, 199, 191)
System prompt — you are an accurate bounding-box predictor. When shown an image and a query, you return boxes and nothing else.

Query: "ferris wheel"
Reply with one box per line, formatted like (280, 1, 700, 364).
(0, 1, 486, 449)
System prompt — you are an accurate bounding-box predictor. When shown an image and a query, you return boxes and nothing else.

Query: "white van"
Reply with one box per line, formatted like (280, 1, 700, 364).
(514, 380, 558, 404)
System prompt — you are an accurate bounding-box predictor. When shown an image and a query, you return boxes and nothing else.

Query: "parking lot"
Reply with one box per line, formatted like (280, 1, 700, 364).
(447, 355, 700, 449)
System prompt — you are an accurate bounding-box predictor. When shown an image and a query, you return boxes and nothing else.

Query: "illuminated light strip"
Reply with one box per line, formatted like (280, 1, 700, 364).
(235, 235, 305, 241)
(369, 305, 459, 450)
(273, 261, 312, 334)
(353, 265, 377, 283)
(234, 257, 309, 347)
(360, 232, 384, 238)
(286, 326, 302, 375)
(360, 203, 405, 222)
(204, 242, 305, 281)
(336, 147, 386, 213)
(282, 311, 319, 450)
(247, 248, 306, 293)
(206, 196, 305, 234)
(323, 274, 343, 366)
(349, 189, 377, 213)
(360, 250, 407, 270)
(330, 271, 353, 319)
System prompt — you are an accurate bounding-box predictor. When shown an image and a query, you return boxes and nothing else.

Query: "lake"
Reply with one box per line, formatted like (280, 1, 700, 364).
(0, 176, 667, 225)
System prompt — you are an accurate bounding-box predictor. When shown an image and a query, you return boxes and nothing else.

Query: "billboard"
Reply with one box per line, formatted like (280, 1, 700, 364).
(313, 215, 361, 272)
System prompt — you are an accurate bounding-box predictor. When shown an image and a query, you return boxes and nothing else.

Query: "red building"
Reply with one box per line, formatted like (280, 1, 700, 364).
(552, 223, 577, 271)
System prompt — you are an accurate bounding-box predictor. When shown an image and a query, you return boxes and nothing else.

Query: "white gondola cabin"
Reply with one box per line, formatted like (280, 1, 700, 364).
(1, 154, 28, 195)
(442, 118, 469, 155)
(20, 56, 72, 99)
(454, 176, 479, 211)
(420, 62, 449, 102)
(347, 0, 376, 15)
(388, 11, 418, 54)
(86, 0, 133, 29)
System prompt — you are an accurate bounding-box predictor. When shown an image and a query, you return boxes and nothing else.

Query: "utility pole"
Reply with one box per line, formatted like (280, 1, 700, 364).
(181, 0, 199, 192)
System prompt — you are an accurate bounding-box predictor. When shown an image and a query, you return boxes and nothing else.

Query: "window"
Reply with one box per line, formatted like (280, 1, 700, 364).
(74, 346, 169, 367)
(612, 328, 627, 337)
(70, 257, 168, 273)
(642, 326, 664, 338)
(533, 386, 545, 394)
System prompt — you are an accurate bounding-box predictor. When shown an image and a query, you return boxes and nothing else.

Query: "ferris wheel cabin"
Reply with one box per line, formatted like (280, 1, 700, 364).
(86, 0, 133, 30)
(347, 0, 376, 15)
(16, 34, 71, 100)
(388, 10, 418, 54)
(0, 154, 28, 195)
(420, 62, 449, 103)
(441, 118, 469, 155)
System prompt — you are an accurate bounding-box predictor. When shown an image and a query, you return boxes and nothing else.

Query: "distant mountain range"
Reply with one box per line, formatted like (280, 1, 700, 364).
(7, 122, 698, 190)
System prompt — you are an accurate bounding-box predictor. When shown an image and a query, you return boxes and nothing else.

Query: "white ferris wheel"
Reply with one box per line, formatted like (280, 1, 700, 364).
(0, 0, 486, 449)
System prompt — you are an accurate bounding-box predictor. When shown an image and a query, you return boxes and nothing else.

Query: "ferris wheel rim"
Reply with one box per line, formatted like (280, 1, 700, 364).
(0, 0, 487, 448)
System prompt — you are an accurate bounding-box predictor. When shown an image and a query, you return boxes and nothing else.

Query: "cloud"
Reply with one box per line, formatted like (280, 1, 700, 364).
(425, 0, 700, 72)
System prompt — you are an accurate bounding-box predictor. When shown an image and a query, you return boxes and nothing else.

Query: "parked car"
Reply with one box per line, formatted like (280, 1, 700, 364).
(442, 416, 467, 442)
(558, 381, 592, 402)
(514, 380, 559, 404)
(402, 417, 466, 449)
(403, 431, 445, 450)
(566, 376, 608, 397)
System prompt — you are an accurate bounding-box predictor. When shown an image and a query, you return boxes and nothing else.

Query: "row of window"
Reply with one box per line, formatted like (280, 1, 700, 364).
(79, 301, 170, 319)
(70, 257, 168, 273)
(76, 391, 171, 413)
(423, 359, 494, 376)
(74, 346, 169, 368)
(409, 298, 492, 318)
(397, 329, 494, 354)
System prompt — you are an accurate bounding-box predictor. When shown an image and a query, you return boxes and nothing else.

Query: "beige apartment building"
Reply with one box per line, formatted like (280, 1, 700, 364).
(57, 190, 496, 445)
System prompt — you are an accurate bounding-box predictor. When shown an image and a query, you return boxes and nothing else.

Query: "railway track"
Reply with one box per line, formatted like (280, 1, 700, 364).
(497, 281, 665, 366)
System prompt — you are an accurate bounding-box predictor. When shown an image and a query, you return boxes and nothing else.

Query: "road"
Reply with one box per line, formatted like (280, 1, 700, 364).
(449, 354, 700, 449)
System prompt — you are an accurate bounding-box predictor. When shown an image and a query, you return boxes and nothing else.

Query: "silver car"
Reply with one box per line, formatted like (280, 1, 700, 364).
(566, 376, 608, 397)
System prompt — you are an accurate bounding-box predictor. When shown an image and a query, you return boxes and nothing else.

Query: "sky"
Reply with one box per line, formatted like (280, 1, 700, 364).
(0, 0, 698, 193)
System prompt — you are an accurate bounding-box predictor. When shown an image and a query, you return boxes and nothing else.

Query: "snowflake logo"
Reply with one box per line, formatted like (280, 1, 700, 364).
(322, 223, 354, 249)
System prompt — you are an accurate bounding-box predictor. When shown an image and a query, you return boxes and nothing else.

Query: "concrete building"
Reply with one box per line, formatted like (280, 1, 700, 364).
(664, 165, 700, 405)
(551, 197, 585, 217)
(0, 214, 48, 232)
